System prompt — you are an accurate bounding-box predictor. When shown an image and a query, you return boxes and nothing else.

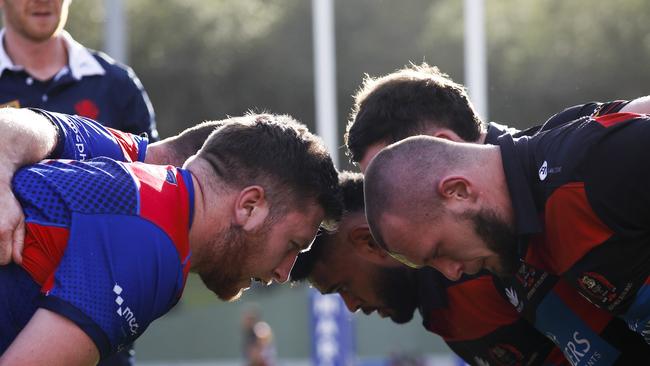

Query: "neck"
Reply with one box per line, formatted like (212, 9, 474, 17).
(186, 164, 231, 273)
(144, 143, 171, 165)
(3, 28, 67, 81)
(477, 145, 515, 224)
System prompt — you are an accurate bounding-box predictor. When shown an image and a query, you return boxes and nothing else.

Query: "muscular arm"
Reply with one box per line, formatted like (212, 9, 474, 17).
(0, 108, 57, 265)
(0, 108, 151, 265)
(0, 309, 99, 366)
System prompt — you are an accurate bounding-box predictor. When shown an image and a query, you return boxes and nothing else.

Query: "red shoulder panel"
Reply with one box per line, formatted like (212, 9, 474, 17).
(127, 163, 191, 271)
(527, 182, 612, 275)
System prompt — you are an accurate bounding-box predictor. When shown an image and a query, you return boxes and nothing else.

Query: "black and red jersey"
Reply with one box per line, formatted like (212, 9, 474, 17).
(413, 101, 636, 366)
(417, 269, 566, 366)
(495, 113, 650, 365)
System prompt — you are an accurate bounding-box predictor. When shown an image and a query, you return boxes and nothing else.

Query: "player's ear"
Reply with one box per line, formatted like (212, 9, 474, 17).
(432, 128, 463, 142)
(349, 225, 391, 264)
(438, 175, 477, 213)
(234, 185, 269, 231)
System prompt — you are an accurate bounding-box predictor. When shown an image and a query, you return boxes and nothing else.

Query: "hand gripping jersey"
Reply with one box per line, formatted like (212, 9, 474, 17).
(417, 269, 567, 366)
(2, 157, 194, 359)
(494, 113, 650, 365)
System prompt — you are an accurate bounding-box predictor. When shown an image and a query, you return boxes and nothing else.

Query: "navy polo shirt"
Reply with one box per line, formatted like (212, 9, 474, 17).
(0, 30, 157, 141)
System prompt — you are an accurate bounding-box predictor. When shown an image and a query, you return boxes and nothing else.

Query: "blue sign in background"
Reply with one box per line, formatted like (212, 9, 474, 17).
(310, 288, 356, 366)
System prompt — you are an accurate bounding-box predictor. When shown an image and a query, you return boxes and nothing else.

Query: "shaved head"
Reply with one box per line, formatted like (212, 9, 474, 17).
(363, 135, 481, 249)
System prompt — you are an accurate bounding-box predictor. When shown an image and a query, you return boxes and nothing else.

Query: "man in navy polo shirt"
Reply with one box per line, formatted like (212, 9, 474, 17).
(365, 113, 650, 364)
(0, 0, 157, 139)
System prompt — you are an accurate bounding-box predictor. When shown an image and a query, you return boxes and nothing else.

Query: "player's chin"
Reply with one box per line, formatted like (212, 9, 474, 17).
(462, 258, 485, 276)
(214, 279, 250, 302)
(389, 310, 414, 324)
(217, 287, 246, 302)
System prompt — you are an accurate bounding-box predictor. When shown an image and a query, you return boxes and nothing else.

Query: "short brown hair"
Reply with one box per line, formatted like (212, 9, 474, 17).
(345, 63, 482, 164)
(198, 113, 342, 229)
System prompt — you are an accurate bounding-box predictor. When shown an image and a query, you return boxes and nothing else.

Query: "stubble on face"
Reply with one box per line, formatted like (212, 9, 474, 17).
(375, 266, 419, 324)
(467, 207, 520, 279)
(197, 222, 269, 301)
(3, 0, 68, 42)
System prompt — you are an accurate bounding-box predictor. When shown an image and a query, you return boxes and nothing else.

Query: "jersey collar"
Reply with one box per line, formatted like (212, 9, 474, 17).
(495, 133, 542, 237)
(0, 29, 105, 80)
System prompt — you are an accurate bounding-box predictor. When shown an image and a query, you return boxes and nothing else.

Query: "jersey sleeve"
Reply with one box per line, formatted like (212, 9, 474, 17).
(538, 101, 630, 133)
(30, 108, 148, 162)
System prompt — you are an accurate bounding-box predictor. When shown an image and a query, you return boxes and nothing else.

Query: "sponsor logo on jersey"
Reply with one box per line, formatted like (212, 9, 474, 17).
(113, 283, 140, 336)
(538, 161, 548, 181)
(64, 119, 89, 160)
(165, 169, 177, 185)
(505, 287, 523, 313)
(488, 343, 523, 366)
(577, 272, 618, 306)
(538, 160, 562, 181)
(564, 331, 600, 366)
(515, 262, 549, 302)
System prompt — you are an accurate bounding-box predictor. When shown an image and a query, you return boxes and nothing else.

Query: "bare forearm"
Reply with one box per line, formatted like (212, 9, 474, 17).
(0, 108, 58, 265)
(0, 108, 57, 181)
(0, 309, 99, 366)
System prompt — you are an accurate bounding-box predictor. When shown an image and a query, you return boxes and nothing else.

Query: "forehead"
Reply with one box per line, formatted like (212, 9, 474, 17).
(380, 212, 433, 254)
(308, 247, 360, 292)
(275, 204, 325, 237)
(378, 213, 411, 248)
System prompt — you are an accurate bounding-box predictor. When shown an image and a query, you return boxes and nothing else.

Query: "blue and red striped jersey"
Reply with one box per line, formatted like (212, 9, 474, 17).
(4, 157, 194, 359)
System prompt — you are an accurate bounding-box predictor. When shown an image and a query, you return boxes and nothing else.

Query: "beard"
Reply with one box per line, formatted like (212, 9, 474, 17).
(197, 223, 269, 301)
(375, 266, 419, 324)
(469, 207, 520, 279)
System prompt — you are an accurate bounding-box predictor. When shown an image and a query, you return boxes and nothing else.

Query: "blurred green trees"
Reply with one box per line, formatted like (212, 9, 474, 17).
(67, 0, 650, 162)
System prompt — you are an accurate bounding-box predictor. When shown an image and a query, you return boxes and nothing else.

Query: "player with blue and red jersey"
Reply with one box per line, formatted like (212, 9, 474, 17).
(0, 111, 343, 365)
(1, 157, 194, 359)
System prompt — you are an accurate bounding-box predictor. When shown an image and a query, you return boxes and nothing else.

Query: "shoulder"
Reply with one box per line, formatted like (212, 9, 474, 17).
(88, 50, 143, 87)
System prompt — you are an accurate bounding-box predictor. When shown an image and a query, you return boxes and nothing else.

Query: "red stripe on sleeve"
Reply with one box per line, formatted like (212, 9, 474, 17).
(594, 112, 641, 128)
(108, 128, 140, 162)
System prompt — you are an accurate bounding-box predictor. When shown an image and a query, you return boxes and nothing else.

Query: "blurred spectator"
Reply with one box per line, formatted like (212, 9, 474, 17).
(0, 0, 157, 140)
(242, 305, 277, 366)
(0, 1, 157, 365)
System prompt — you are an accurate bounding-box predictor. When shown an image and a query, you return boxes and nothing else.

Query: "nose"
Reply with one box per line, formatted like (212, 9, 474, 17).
(272, 252, 298, 283)
(432, 258, 463, 281)
(340, 293, 361, 313)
